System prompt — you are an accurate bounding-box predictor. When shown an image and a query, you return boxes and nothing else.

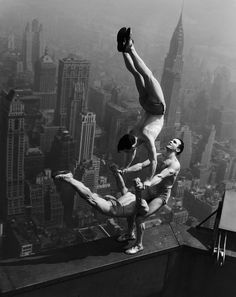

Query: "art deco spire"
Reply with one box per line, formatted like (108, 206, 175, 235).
(168, 12, 184, 67)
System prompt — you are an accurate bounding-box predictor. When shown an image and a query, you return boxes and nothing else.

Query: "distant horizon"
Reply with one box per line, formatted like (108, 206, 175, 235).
(0, 0, 235, 72)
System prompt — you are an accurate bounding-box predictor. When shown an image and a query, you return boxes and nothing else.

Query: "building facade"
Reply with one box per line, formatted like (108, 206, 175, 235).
(161, 13, 184, 137)
(54, 56, 90, 128)
(76, 112, 96, 164)
(0, 93, 25, 220)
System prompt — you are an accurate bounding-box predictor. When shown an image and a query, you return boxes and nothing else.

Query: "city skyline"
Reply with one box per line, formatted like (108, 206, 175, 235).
(0, 3, 235, 265)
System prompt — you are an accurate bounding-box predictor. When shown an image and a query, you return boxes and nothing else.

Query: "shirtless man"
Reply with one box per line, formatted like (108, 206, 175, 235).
(53, 165, 149, 240)
(122, 138, 184, 254)
(117, 27, 166, 185)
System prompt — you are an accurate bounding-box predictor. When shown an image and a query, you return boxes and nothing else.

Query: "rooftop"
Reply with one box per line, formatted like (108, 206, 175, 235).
(1, 223, 236, 297)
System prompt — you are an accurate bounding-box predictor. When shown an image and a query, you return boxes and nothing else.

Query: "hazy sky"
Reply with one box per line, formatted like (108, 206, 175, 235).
(0, 0, 236, 78)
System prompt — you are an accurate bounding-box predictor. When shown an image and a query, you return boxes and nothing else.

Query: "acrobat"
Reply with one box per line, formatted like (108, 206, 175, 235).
(54, 138, 184, 255)
(54, 165, 149, 242)
(122, 138, 184, 254)
(116, 27, 166, 186)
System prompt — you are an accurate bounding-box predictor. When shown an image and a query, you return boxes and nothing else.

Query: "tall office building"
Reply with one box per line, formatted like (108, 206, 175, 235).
(24, 148, 44, 182)
(31, 19, 44, 69)
(34, 47, 57, 109)
(74, 158, 101, 226)
(199, 126, 216, 187)
(49, 129, 75, 172)
(34, 47, 56, 92)
(54, 56, 90, 128)
(201, 125, 216, 169)
(88, 87, 111, 127)
(76, 112, 96, 164)
(22, 22, 33, 72)
(22, 19, 44, 73)
(0, 92, 25, 220)
(69, 81, 87, 141)
(178, 125, 192, 169)
(40, 126, 60, 154)
(161, 12, 184, 128)
(104, 102, 128, 160)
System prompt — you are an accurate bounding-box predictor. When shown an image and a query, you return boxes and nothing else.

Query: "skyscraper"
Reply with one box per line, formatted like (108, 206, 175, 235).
(34, 47, 56, 92)
(199, 125, 216, 187)
(54, 56, 90, 128)
(49, 129, 75, 172)
(161, 12, 184, 128)
(34, 47, 57, 109)
(22, 22, 32, 72)
(104, 102, 128, 161)
(178, 125, 192, 169)
(88, 87, 112, 127)
(31, 19, 44, 69)
(76, 112, 96, 164)
(69, 81, 86, 141)
(22, 19, 44, 73)
(201, 125, 216, 169)
(0, 92, 25, 220)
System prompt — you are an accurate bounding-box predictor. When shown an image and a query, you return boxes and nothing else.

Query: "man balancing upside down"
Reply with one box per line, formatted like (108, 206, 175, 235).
(116, 27, 166, 187)
(119, 138, 184, 254)
(53, 138, 184, 255)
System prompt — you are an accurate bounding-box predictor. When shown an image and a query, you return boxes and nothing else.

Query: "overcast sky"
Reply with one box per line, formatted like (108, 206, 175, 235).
(0, 0, 236, 78)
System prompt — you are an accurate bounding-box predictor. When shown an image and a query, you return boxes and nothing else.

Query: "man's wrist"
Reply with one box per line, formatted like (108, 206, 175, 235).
(122, 168, 128, 174)
(143, 180, 152, 189)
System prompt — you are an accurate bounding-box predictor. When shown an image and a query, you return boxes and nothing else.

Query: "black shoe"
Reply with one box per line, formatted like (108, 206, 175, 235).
(124, 27, 133, 52)
(117, 27, 127, 52)
(125, 27, 132, 41)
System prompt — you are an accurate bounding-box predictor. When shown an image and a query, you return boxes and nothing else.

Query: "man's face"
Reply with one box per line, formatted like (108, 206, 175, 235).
(166, 138, 181, 153)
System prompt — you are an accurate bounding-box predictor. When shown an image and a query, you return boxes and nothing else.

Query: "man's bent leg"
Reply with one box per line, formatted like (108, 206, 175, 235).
(125, 197, 164, 254)
(133, 178, 149, 215)
(117, 215, 136, 242)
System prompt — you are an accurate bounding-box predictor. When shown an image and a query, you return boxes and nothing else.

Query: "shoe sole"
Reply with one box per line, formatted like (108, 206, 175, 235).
(117, 27, 126, 52)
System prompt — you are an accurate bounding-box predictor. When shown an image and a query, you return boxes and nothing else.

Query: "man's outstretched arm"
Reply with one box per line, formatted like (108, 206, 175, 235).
(122, 158, 151, 174)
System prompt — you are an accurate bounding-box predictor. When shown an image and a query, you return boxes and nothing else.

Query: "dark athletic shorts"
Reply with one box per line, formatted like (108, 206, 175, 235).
(142, 188, 171, 206)
(139, 97, 165, 115)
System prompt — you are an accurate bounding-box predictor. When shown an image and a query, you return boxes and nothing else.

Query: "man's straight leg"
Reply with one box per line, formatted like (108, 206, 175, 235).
(55, 173, 117, 216)
(122, 52, 146, 97)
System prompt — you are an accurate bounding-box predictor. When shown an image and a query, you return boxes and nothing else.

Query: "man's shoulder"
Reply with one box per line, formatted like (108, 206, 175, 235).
(168, 157, 180, 170)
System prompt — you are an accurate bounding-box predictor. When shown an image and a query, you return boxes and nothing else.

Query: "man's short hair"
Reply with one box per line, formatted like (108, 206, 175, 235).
(117, 134, 136, 152)
(176, 138, 184, 155)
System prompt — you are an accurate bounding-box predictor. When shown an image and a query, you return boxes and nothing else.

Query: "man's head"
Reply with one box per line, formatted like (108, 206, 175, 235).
(166, 138, 184, 155)
(117, 134, 137, 153)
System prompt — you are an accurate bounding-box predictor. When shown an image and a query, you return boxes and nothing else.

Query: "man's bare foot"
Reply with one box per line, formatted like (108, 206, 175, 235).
(53, 170, 73, 182)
